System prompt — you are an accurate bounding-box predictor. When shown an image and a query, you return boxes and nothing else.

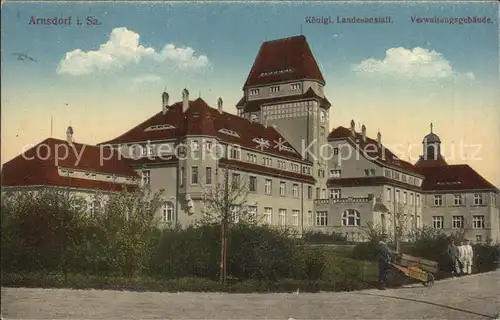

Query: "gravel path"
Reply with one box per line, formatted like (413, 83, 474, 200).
(2, 271, 500, 319)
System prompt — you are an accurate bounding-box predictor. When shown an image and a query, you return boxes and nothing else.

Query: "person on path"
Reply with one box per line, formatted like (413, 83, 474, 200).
(378, 237, 398, 290)
(464, 239, 473, 274)
(457, 240, 466, 275)
(447, 239, 462, 276)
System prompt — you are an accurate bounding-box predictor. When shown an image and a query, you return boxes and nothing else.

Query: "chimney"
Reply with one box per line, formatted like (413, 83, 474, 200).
(361, 124, 367, 142)
(377, 130, 382, 147)
(182, 88, 189, 113)
(66, 126, 74, 145)
(350, 119, 355, 137)
(217, 97, 223, 113)
(162, 91, 169, 115)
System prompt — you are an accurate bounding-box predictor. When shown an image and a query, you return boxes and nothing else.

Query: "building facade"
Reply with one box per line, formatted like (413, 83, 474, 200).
(2, 35, 499, 242)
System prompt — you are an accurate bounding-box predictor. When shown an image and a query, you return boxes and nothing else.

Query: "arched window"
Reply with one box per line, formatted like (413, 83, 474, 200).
(163, 201, 174, 222)
(342, 209, 360, 227)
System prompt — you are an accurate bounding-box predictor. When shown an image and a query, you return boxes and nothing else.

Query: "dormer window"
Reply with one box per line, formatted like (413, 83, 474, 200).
(218, 128, 240, 138)
(249, 89, 260, 96)
(290, 83, 301, 91)
(269, 86, 280, 93)
(250, 113, 258, 122)
(237, 108, 244, 117)
(144, 124, 175, 131)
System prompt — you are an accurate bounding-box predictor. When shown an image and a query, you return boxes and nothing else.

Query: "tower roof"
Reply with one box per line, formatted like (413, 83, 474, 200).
(244, 35, 325, 87)
(423, 123, 441, 144)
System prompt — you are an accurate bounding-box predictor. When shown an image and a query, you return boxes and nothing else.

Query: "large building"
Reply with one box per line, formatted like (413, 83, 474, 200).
(2, 35, 499, 243)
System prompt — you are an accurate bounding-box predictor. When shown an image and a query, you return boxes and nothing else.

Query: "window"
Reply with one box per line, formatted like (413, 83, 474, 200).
(474, 194, 484, 205)
(333, 148, 339, 155)
(278, 209, 287, 226)
(180, 167, 185, 187)
(403, 192, 408, 205)
(90, 200, 100, 216)
(387, 188, 392, 202)
(409, 177, 415, 185)
(292, 210, 299, 226)
(394, 172, 400, 180)
(329, 189, 341, 199)
(229, 147, 241, 160)
(307, 211, 313, 226)
(191, 166, 198, 184)
(342, 209, 361, 227)
(321, 189, 326, 199)
(249, 88, 260, 96)
(279, 181, 286, 196)
(247, 153, 257, 163)
(143, 144, 153, 156)
(205, 167, 212, 185)
(433, 195, 443, 206)
(320, 111, 326, 123)
(320, 127, 325, 137)
(247, 205, 257, 220)
(263, 207, 272, 224)
(232, 173, 240, 188)
(237, 108, 244, 117)
(290, 163, 300, 172)
(163, 202, 174, 222)
(277, 160, 286, 169)
(452, 216, 464, 229)
(316, 187, 320, 199)
(205, 141, 213, 151)
(395, 190, 400, 203)
(263, 157, 272, 166)
(385, 169, 392, 178)
(270, 86, 280, 93)
(231, 205, 240, 223)
(141, 170, 151, 186)
(453, 195, 462, 206)
(364, 169, 376, 177)
(402, 175, 407, 183)
(302, 166, 311, 175)
(416, 194, 420, 207)
(191, 140, 199, 151)
(329, 170, 341, 178)
(410, 193, 414, 205)
(308, 186, 312, 199)
(250, 113, 258, 122)
(316, 211, 328, 226)
(291, 83, 301, 91)
(473, 215, 485, 229)
(432, 216, 444, 229)
(476, 235, 482, 243)
(265, 179, 272, 195)
(249, 176, 257, 192)
(292, 184, 299, 198)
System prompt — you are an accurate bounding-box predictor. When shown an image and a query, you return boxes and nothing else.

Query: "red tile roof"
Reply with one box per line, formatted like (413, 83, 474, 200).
(418, 164, 499, 192)
(327, 177, 422, 192)
(102, 97, 310, 163)
(236, 87, 331, 113)
(220, 158, 315, 184)
(244, 35, 325, 87)
(415, 156, 448, 168)
(2, 138, 139, 192)
(327, 126, 423, 176)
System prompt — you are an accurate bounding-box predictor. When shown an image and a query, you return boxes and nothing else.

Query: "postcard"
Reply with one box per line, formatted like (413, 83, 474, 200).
(1, 1, 499, 319)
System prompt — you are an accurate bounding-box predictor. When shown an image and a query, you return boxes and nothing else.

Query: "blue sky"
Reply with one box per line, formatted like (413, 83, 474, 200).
(1, 1, 499, 186)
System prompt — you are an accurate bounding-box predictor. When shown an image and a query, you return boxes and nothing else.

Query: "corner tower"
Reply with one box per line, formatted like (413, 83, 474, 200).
(236, 35, 331, 192)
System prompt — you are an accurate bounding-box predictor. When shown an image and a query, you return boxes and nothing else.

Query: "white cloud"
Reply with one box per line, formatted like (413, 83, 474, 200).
(57, 27, 210, 76)
(132, 74, 162, 84)
(352, 47, 474, 79)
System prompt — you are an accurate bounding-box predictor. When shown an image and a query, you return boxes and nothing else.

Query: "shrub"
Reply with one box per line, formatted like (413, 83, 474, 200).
(351, 241, 380, 261)
(303, 231, 347, 244)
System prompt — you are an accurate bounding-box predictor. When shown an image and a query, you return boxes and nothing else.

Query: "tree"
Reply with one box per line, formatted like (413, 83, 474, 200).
(200, 166, 253, 284)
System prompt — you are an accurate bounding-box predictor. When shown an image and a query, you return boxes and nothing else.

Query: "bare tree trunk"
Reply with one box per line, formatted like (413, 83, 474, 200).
(219, 222, 225, 283)
(223, 220, 228, 283)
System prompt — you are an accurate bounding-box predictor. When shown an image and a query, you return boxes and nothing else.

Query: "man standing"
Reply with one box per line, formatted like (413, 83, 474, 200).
(457, 240, 466, 275)
(378, 237, 398, 290)
(463, 239, 473, 275)
(447, 240, 461, 276)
